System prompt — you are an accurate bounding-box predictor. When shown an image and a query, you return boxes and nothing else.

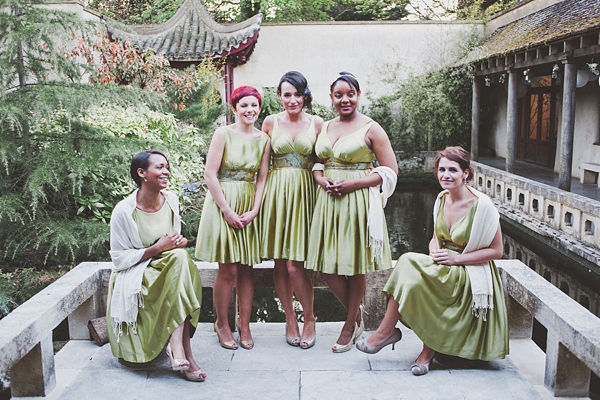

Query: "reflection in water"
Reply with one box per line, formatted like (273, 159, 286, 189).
(199, 183, 600, 323)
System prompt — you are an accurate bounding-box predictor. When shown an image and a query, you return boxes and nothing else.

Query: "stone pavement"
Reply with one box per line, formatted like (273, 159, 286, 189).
(17, 322, 585, 400)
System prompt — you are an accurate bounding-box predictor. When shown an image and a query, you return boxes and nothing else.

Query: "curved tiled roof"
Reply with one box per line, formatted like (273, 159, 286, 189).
(469, 0, 600, 62)
(105, 0, 262, 61)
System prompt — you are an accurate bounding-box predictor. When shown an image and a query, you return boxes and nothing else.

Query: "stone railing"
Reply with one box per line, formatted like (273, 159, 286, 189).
(1, 260, 599, 398)
(472, 162, 600, 265)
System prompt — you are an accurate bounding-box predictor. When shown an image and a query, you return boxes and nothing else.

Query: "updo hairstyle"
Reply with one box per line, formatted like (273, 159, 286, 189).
(433, 146, 474, 183)
(130, 150, 169, 188)
(277, 71, 313, 111)
(330, 72, 360, 93)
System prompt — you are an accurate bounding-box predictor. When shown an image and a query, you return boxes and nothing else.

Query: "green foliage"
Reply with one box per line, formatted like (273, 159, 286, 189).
(0, 0, 93, 90)
(456, 0, 514, 19)
(310, 102, 336, 121)
(367, 66, 473, 153)
(87, 0, 185, 24)
(256, 87, 282, 128)
(0, 268, 68, 319)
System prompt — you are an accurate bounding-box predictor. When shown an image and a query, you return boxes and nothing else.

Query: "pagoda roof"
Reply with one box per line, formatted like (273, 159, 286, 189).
(105, 0, 262, 62)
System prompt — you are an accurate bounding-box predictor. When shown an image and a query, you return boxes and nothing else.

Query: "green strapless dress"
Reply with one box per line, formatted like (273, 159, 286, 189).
(383, 194, 509, 361)
(259, 116, 316, 261)
(306, 120, 392, 275)
(106, 201, 202, 363)
(195, 129, 269, 266)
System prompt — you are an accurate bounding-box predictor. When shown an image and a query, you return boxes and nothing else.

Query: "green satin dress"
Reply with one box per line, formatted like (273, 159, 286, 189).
(383, 194, 509, 361)
(259, 116, 316, 261)
(306, 120, 392, 275)
(106, 201, 202, 363)
(195, 129, 269, 266)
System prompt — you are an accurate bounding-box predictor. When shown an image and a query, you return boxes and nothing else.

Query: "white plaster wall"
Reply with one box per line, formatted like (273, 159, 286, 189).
(234, 21, 482, 107)
(484, 86, 508, 157)
(572, 81, 600, 176)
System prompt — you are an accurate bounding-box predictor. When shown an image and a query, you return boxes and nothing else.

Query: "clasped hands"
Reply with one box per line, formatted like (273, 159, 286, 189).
(224, 209, 258, 229)
(156, 232, 187, 251)
(319, 177, 355, 197)
(429, 249, 457, 266)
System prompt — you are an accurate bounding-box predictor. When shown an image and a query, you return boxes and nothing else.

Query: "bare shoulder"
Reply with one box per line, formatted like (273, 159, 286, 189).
(212, 127, 228, 140)
(313, 115, 324, 131)
(262, 115, 275, 133)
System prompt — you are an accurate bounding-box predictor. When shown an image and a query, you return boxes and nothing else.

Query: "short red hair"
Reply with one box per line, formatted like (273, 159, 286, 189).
(231, 86, 262, 109)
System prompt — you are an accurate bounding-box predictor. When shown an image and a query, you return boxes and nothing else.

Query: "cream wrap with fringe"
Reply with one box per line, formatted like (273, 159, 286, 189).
(109, 189, 181, 339)
(368, 166, 397, 263)
(432, 186, 499, 319)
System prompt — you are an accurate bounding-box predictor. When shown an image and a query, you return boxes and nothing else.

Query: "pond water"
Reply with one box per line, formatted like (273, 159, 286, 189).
(199, 182, 600, 323)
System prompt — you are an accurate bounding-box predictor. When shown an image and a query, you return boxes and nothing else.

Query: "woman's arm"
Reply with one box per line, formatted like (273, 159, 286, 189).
(204, 128, 244, 229)
(328, 123, 398, 196)
(240, 137, 271, 225)
(428, 233, 440, 254)
(431, 225, 503, 266)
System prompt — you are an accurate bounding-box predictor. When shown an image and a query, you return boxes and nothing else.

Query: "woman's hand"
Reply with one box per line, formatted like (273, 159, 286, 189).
(223, 209, 244, 229)
(328, 179, 357, 197)
(315, 176, 336, 193)
(239, 209, 258, 226)
(155, 232, 186, 252)
(430, 249, 457, 265)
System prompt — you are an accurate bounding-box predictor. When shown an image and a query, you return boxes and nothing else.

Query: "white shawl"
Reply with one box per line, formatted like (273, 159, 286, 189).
(109, 189, 181, 338)
(368, 166, 397, 263)
(432, 186, 499, 319)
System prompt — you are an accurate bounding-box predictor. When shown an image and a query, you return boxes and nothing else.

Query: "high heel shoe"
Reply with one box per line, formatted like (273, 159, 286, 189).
(165, 343, 190, 371)
(411, 361, 430, 376)
(236, 317, 254, 350)
(332, 323, 357, 353)
(184, 368, 206, 382)
(214, 322, 237, 350)
(355, 328, 402, 354)
(354, 304, 365, 341)
(299, 319, 316, 350)
(286, 321, 300, 347)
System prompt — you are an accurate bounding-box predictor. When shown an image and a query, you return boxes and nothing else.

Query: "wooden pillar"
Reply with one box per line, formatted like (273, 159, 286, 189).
(471, 76, 481, 161)
(223, 61, 235, 124)
(558, 61, 577, 191)
(506, 70, 518, 173)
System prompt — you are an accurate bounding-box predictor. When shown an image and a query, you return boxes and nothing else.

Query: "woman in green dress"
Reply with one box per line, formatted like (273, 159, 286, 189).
(356, 146, 508, 375)
(307, 72, 398, 353)
(260, 71, 323, 349)
(195, 86, 270, 350)
(108, 150, 205, 382)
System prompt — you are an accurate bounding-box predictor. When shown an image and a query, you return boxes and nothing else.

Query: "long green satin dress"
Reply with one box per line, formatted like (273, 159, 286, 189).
(195, 129, 269, 266)
(306, 120, 392, 275)
(106, 201, 203, 363)
(259, 116, 316, 261)
(383, 194, 509, 361)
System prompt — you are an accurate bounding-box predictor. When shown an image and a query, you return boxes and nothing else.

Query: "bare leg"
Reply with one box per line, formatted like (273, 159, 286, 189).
(236, 264, 254, 346)
(416, 343, 435, 364)
(169, 321, 186, 360)
(335, 274, 366, 346)
(273, 259, 300, 342)
(287, 260, 315, 343)
(182, 317, 203, 372)
(366, 297, 401, 346)
(213, 262, 237, 344)
(323, 273, 349, 310)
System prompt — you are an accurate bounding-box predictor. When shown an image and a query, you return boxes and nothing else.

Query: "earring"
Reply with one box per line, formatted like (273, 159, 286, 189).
(144, 178, 147, 182)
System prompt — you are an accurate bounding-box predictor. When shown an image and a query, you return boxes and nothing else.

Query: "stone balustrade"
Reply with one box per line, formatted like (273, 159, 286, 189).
(472, 162, 600, 263)
(1, 260, 599, 398)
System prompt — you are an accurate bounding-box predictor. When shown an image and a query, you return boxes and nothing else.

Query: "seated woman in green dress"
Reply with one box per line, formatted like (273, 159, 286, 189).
(195, 86, 270, 350)
(356, 146, 508, 375)
(107, 150, 205, 382)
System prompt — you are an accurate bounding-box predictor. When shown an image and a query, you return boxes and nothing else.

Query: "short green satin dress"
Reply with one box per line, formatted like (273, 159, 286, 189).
(106, 201, 202, 363)
(306, 120, 392, 275)
(195, 129, 269, 266)
(259, 116, 316, 261)
(383, 194, 509, 361)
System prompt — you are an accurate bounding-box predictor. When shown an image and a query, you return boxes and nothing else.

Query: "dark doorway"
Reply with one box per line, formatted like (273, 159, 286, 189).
(518, 75, 559, 168)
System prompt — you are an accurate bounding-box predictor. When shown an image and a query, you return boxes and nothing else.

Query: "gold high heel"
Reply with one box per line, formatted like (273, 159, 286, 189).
(286, 321, 300, 347)
(165, 343, 190, 371)
(214, 322, 237, 350)
(184, 368, 206, 382)
(300, 318, 316, 350)
(354, 304, 365, 340)
(332, 323, 357, 353)
(236, 317, 254, 350)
